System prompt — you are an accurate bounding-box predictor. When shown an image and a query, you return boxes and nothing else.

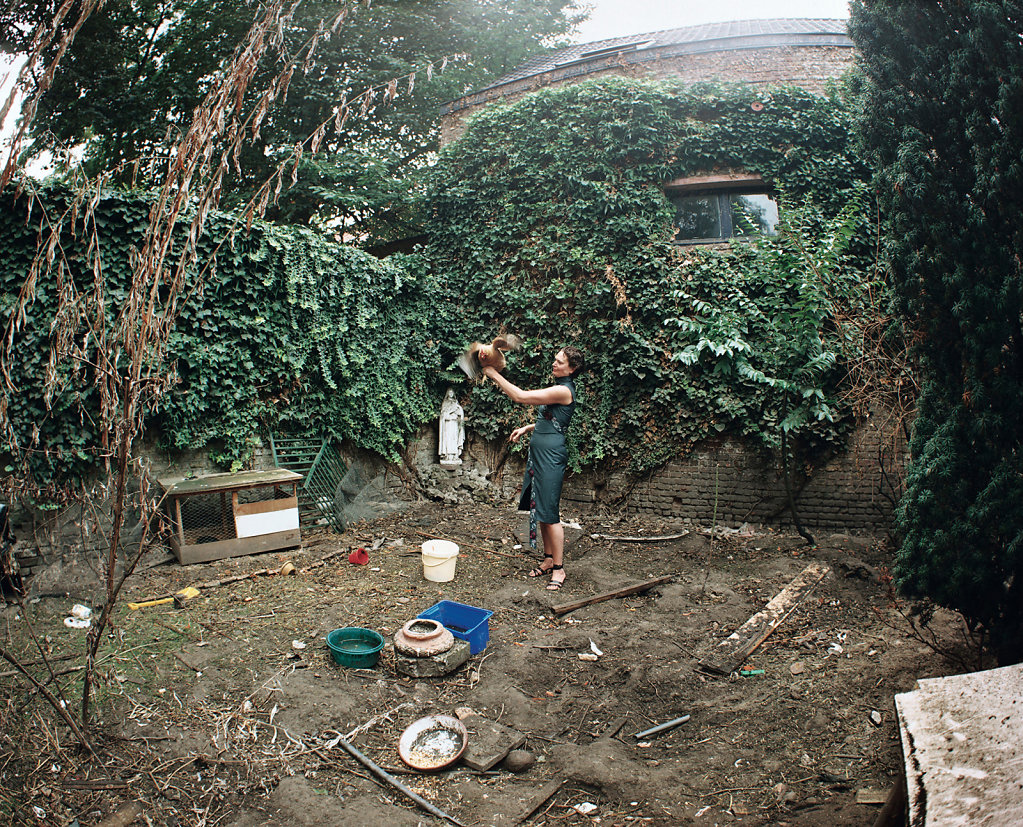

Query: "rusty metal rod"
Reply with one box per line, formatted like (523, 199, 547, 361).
(333, 736, 465, 826)
(632, 714, 691, 740)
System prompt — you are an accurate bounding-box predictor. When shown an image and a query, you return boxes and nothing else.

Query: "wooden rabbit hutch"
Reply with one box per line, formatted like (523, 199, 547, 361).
(159, 469, 303, 564)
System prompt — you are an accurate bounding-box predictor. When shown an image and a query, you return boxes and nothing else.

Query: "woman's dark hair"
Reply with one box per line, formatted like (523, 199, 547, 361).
(562, 346, 585, 377)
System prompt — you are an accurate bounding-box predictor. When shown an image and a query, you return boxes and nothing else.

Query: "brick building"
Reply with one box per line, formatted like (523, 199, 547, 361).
(440, 18, 855, 145)
(432, 19, 902, 533)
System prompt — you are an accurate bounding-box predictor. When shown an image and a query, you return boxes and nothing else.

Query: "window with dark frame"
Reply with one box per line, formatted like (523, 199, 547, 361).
(665, 174, 779, 245)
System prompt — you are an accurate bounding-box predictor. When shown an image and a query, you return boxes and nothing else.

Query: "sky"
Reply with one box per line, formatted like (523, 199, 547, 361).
(572, 0, 851, 42)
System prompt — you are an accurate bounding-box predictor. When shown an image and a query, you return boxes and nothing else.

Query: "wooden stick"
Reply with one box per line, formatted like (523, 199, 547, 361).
(591, 531, 690, 542)
(551, 575, 674, 616)
(415, 529, 520, 559)
(697, 562, 830, 675)
(330, 737, 465, 826)
(599, 716, 628, 740)
(513, 778, 564, 825)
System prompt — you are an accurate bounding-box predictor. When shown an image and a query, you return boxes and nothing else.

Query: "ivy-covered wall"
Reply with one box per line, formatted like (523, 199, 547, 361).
(2, 77, 889, 535)
(0, 185, 439, 488)
(423, 77, 875, 480)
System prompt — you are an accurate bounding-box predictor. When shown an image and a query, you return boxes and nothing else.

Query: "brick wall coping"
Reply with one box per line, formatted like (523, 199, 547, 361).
(442, 19, 852, 115)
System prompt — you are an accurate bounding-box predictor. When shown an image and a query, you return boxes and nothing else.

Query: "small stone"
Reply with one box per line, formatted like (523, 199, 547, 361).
(869, 710, 883, 726)
(501, 750, 535, 772)
(789, 661, 805, 675)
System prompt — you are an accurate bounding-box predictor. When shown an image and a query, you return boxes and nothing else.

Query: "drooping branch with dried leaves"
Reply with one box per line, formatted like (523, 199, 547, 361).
(0, 0, 466, 732)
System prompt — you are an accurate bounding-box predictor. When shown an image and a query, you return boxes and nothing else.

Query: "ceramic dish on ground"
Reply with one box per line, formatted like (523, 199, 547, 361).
(397, 714, 468, 771)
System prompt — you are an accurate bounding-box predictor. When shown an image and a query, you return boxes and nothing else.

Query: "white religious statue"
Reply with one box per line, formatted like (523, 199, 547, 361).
(438, 389, 465, 467)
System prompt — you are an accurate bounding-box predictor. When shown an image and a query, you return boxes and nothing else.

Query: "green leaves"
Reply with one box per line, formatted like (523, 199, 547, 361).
(0, 184, 439, 484)
(853, 0, 1023, 663)
(422, 78, 873, 472)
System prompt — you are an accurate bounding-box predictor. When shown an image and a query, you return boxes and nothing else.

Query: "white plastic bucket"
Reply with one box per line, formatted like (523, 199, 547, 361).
(421, 540, 459, 582)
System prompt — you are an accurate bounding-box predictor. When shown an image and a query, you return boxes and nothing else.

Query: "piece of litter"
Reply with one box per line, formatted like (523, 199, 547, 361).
(869, 710, 883, 726)
(578, 652, 599, 661)
(828, 643, 844, 655)
(513, 544, 522, 549)
(694, 805, 712, 817)
(63, 617, 90, 629)
(589, 639, 603, 657)
(636, 741, 652, 748)
(573, 802, 598, 815)
(370, 567, 381, 572)
(292, 640, 306, 650)
(70, 604, 92, 620)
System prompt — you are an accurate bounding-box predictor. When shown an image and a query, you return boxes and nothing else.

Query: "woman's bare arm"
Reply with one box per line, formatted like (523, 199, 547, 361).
(483, 367, 572, 406)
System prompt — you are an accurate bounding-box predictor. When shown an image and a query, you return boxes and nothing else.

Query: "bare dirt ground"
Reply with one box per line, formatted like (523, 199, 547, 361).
(2, 501, 976, 826)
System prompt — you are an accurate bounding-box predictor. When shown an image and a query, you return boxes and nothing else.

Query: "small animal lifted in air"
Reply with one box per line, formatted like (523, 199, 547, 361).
(457, 334, 523, 380)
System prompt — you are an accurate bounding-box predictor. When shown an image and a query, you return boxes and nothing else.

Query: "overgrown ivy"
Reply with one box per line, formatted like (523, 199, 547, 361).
(420, 78, 876, 475)
(0, 184, 438, 485)
(2, 78, 880, 491)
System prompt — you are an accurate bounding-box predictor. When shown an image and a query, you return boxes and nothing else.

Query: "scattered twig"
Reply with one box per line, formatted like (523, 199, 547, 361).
(341, 701, 414, 741)
(590, 531, 690, 542)
(414, 529, 519, 559)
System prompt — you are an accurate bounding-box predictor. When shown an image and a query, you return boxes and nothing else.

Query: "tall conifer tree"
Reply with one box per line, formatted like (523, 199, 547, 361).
(850, 0, 1023, 663)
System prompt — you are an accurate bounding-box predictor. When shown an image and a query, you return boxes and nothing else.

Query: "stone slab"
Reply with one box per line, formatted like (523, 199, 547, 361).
(394, 638, 471, 678)
(460, 714, 527, 772)
(895, 662, 1023, 826)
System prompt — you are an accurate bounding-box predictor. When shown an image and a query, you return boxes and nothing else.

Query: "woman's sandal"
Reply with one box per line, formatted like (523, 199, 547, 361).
(546, 565, 565, 590)
(528, 554, 554, 578)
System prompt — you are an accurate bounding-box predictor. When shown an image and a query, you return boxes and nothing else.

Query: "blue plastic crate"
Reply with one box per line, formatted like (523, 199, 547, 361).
(417, 600, 493, 655)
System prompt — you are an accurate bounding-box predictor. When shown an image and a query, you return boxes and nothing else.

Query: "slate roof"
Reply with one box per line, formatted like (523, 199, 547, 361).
(450, 18, 851, 108)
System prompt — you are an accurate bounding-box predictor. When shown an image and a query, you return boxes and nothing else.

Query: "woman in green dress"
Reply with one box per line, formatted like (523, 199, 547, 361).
(482, 346, 584, 590)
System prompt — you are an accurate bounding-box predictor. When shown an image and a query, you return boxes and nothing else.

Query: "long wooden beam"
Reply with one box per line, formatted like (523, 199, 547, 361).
(551, 575, 674, 616)
(697, 562, 830, 675)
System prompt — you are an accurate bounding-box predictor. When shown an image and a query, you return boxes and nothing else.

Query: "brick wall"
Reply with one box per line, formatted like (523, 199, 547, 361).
(439, 45, 855, 145)
(459, 414, 905, 533)
(9, 412, 901, 583)
(564, 420, 904, 531)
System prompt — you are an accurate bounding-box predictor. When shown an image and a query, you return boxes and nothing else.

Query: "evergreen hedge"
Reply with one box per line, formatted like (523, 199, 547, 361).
(851, 0, 1023, 663)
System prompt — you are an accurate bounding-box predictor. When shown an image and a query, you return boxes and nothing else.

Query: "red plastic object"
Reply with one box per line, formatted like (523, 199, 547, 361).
(348, 547, 369, 565)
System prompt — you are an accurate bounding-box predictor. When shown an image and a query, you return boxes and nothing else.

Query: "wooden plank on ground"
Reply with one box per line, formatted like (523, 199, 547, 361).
(551, 576, 673, 616)
(697, 562, 830, 675)
(509, 778, 563, 825)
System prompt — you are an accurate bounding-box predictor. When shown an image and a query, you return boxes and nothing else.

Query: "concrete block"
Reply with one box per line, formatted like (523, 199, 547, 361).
(394, 638, 471, 678)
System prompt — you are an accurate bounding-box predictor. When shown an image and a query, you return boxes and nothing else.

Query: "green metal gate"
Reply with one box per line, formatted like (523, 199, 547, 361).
(269, 436, 346, 532)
